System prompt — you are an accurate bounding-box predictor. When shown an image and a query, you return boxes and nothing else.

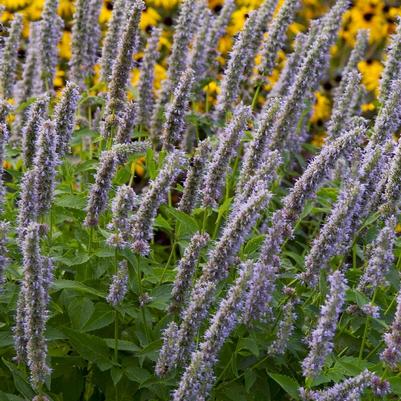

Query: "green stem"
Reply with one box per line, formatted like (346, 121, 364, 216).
(251, 84, 262, 110)
(159, 242, 176, 285)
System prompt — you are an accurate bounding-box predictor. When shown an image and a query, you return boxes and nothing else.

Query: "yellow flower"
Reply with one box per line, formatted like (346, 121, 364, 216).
(23, 0, 44, 20)
(0, 0, 31, 10)
(310, 92, 331, 124)
(2, 160, 12, 169)
(58, 0, 74, 18)
(58, 31, 71, 60)
(99, 3, 112, 24)
(358, 59, 383, 94)
(148, 0, 179, 9)
(131, 157, 145, 177)
(140, 7, 161, 31)
(396, 223, 401, 234)
(54, 68, 65, 89)
(154, 63, 167, 90)
(228, 7, 252, 35)
(203, 81, 221, 95)
(361, 103, 375, 112)
(311, 133, 327, 148)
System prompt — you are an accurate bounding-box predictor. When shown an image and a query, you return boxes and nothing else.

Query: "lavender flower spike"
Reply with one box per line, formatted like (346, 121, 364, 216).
(302, 270, 347, 379)
(21, 96, 49, 168)
(130, 150, 186, 255)
(300, 370, 390, 401)
(100, 0, 129, 83)
(33, 120, 59, 215)
(54, 81, 80, 157)
(137, 28, 161, 128)
(257, 0, 300, 81)
(173, 261, 253, 401)
(357, 216, 396, 295)
(382, 287, 401, 368)
(17, 170, 38, 245)
(155, 322, 180, 377)
(22, 223, 51, 388)
(178, 139, 212, 214)
(161, 68, 195, 150)
(103, 0, 145, 139)
(106, 260, 129, 306)
(0, 221, 9, 290)
(0, 13, 22, 99)
(379, 17, 401, 104)
(38, 0, 63, 92)
(169, 232, 209, 314)
(202, 104, 252, 208)
(107, 185, 138, 249)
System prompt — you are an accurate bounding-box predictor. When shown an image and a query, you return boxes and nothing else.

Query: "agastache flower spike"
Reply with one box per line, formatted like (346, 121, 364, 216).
(137, 28, 161, 129)
(38, 0, 63, 92)
(268, 298, 297, 356)
(269, 0, 349, 150)
(202, 104, 252, 208)
(84, 0, 103, 75)
(100, 0, 129, 83)
(151, 0, 199, 135)
(302, 270, 347, 379)
(257, 0, 300, 81)
(173, 261, 253, 401)
(161, 68, 195, 150)
(131, 150, 186, 255)
(334, 29, 368, 101)
(115, 101, 138, 145)
(0, 124, 9, 209)
(53, 81, 80, 157)
(237, 97, 281, 193)
(33, 120, 59, 215)
(102, 0, 145, 139)
(17, 170, 38, 245)
(213, 11, 258, 120)
(300, 370, 390, 401)
(164, 186, 271, 368)
(357, 216, 396, 295)
(22, 96, 49, 168)
(22, 223, 51, 387)
(106, 260, 129, 306)
(380, 17, 401, 103)
(178, 139, 212, 214)
(0, 13, 22, 99)
(155, 322, 180, 377)
(84, 150, 118, 227)
(107, 185, 138, 248)
(169, 232, 210, 315)
(382, 287, 401, 368)
(0, 221, 9, 290)
(301, 180, 364, 287)
(244, 121, 364, 322)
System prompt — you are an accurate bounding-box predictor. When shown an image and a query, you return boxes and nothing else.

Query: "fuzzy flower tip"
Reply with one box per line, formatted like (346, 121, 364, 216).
(106, 260, 129, 306)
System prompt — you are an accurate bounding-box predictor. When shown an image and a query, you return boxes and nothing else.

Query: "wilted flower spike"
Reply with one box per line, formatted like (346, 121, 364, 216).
(21, 96, 49, 168)
(178, 139, 212, 213)
(302, 270, 347, 378)
(103, 0, 145, 138)
(22, 223, 51, 388)
(137, 28, 161, 128)
(357, 216, 396, 295)
(0, 13, 22, 99)
(131, 150, 186, 255)
(106, 260, 129, 306)
(54, 81, 80, 157)
(33, 120, 59, 215)
(257, 0, 300, 80)
(173, 261, 252, 401)
(169, 232, 209, 314)
(203, 104, 252, 208)
(161, 68, 195, 150)
(300, 370, 390, 401)
(107, 185, 138, 248)
(84, 150, 118, 227)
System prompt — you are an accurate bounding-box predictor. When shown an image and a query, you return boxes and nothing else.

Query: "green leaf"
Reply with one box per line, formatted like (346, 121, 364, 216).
(104, 339, 140, 352)
(0, 391, 25, 401)
(268, 373, 300, 400)
(68, 297, 94, 330)
(54, 193, 88, 210)
(62, 328, 113, 370)
(125, 366, 151, 384)
(52, 280, 105, 298)
(164, 207, 199, 238)
(81, 303, 114, 332)
(2, 358, 35, 399)
(388, 377, 401, 396)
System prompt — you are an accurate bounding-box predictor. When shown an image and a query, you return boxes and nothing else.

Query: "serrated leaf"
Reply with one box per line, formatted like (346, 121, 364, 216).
(52, 280, 105, 298)
(81, 303, 114, 332)
(55, 194, 88, 210)
(268, 373, 300, 400)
